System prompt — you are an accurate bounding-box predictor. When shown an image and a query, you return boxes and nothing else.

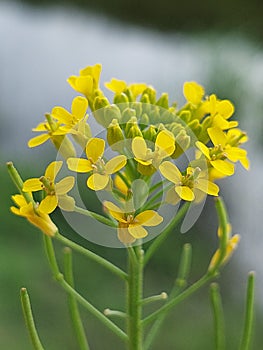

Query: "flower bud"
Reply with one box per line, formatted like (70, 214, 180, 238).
(93, 96, 110, 127)
(179, 110, 191, 124)
(122, 107, 136, 123)
(142, 125, 157, 142)
(125, 117, 143, 138)
(156, 93, 169, 109)
(142, 86, 156, 104)
(104, 104, 122, 126)
(114, 93, 129, 111)
(130, 102, 142, 118)
(107, 119, 124, 151)
(139, 113, 149, 127)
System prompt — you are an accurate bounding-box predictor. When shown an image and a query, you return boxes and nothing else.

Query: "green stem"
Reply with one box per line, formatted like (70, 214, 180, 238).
(142, 273, 214, 327)
(74, 205, 117, 227)
(210, 283, 225, 350)
(239, 271, 255, 350)
(20, 288, 45, 350)
(63, 248, 90, 350)
(55, 231, 127, 281)
(144, 202, 191, 266)
(7, 162, 34, 205)
(127, 244, 144, 350)
(43, 235, 128, 343)
(144, 243, 192, 350)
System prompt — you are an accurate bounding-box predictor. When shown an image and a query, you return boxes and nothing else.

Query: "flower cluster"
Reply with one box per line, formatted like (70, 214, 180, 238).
(10, 64, 249, 244)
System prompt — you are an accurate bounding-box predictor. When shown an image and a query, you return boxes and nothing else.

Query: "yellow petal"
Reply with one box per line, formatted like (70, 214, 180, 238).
(67, 158, 93, 172)
(80, 63, 102, 87)
(87, 173, 109, 191)
(213, 115, 231, 130)
(195, 141, 211, 159)
(135, 158, 152, 166)
(175, 186, 195, 201)
(103, 201, 126, 223)
(105, 78, 127, 94)
(195, 179, 219, 196)
(39, 195, 58, 214)
(225, 147, 247, 162)
(11, 194, 28, 208)
(32, 122, 48, 131)
(128, 225, 148, 239)
(132, 137, 148, 160)
(183, 82, 204, 105)
(240, 157, 250, 170)
(55, 176, 75, 195)
(210, 160, 234, 176)
(10, 206, 22, 216)
(58, 194, 75, 211)
(165, 187, 180, 205)
(135, 210, 163, 226)
(71, 96, 88, 119)
(105, 155, 127, 174)
(217, 100, 234, 119)
(155, 130, 175, 157)
(86, 138, 105, 163)
(23, 178, 42, 192)
(159, 161, 181, 184)
(114, 174, 129, 195)
(28, 134, 50, 148)
(45, 161, 63, 182)
(118, 225, 136, 244)
(208, 127, 227, 147)
(76, 75, 94, 95)
(51, 106, 72, 124)
(129, 83, 147, 97)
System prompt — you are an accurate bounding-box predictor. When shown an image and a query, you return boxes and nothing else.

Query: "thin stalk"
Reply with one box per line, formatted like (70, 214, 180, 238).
(144, 202, 191, 266)
(142, 273, 214, 327)
(210, 283, 226, 350)
(63, 248, 90, 350)
(239, 271, 255, 350)
(74, 205, 117, 227)
(43, 235, 128, 343)
(20, 288, 45, 350)
(54, 231, 127, 281)
(126, 244, 144, 350)
(144, 243, 192, 349)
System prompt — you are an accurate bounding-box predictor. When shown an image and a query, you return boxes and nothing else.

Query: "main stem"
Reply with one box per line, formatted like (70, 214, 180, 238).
(127, 243, 144, 350)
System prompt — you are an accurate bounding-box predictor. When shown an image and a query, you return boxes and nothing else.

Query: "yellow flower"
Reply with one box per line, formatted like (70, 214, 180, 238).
(28, 117, 62, 148)
(52, 96, 89, 136)
(67, 63, 102, 98)
(23, 161, 75, 214)
(209, 224, 240, 270)
(67, 138, 127, 191)
(10, 194, 58, 236)
(159, 161, 219, 203)
(202, 94, 238, 130)
(183, 81, 205, 106)
(104, 201, 163, 244)
(196, 127, 248, 176)
(132, 130, 175, 175)
(105, 78, 147, 99)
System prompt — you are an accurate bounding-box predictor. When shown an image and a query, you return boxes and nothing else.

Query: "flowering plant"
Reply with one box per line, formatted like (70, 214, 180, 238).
(7, 64, 254, 349)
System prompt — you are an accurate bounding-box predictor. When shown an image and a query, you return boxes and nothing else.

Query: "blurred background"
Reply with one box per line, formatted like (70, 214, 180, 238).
(1, 0, 262, 348)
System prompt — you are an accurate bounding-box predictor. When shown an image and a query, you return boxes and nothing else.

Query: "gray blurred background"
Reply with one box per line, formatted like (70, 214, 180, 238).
(0, 0, 262, 349)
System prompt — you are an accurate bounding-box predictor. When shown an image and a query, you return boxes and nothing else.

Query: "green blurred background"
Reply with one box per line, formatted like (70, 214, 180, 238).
(1, 0, 262, 349)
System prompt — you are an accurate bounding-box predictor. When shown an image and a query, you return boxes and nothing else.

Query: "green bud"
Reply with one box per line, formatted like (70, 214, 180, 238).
(130, 102, 142, 118)
(104, 104, 122, 126)
(139, 113, 149, 127)
(142, 86, 156, 104)
(156, 93, 169, 109)
(160, 108, 176, 123)
(149, 107, 160, 124)
(125, 117, 143, 138)
(201, 115, 212, 130)
(107, 119, 124, 151)
(123, 88, 134, 102)
(142, 125, 157, 142)
(170, 122, 184, 136)
(93, 96, 110, 127)
(122, 108, 136, 123)
(114, 93, 129, 111)
(179, 110, 191, 124)
(140, 94, 151, 114)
